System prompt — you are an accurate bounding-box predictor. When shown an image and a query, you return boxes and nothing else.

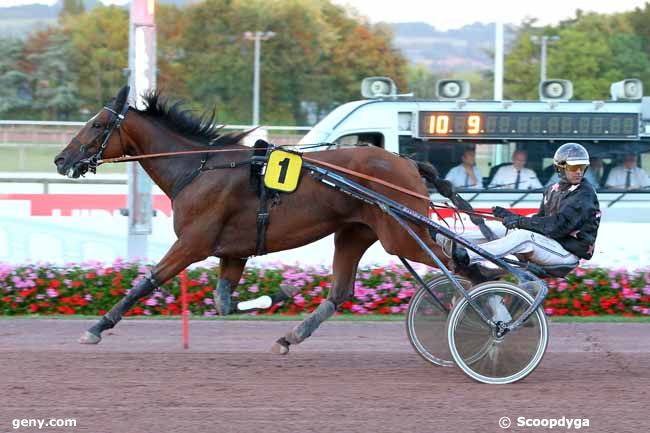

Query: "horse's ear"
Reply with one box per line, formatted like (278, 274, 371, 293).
(115, 85, 130, 111)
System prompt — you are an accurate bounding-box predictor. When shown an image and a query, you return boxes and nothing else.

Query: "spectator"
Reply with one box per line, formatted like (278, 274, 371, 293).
(444, 148, 482, 190)
(605, 153, 650, 189)
(588, 157, 604, 187)
(488, 149, 542, 190)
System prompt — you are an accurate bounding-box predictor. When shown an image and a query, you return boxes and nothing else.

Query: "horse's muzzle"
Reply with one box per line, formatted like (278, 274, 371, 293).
(54, 154, 87, 178)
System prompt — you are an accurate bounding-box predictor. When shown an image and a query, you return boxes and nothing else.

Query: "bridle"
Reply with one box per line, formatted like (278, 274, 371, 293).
(73, 101, 130, 175)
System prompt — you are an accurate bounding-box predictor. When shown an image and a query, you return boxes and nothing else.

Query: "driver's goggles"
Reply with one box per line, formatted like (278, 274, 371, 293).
(563, 164, 589, 172)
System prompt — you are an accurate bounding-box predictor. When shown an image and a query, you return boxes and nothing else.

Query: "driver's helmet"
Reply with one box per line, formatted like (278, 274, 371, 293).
(553, 142, 590, 180)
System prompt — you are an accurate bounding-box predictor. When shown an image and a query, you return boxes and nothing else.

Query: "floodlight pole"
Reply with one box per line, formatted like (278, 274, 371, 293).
(531, 35, 560, 82)
(244, 31, 275, 126)
(494, 21, 504, 101)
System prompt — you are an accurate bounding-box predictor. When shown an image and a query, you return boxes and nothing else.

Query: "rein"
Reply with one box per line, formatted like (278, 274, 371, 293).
(97, 145, 501, 221)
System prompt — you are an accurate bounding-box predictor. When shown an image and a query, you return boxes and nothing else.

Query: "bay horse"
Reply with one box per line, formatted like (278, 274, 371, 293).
(54, 85, 465, 354)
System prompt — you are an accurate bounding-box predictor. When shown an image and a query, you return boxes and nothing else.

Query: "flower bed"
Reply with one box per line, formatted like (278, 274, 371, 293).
(1, 261, 649, 317)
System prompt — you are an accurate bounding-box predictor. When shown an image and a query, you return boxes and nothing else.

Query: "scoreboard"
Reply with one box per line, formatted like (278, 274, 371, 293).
(417, 111, 639, 140)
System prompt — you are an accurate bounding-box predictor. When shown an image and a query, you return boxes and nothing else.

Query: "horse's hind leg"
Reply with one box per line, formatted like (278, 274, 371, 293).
(79, 238, 209, 344)
(214, 257, 247, 315)
(272, 224, 377, 354)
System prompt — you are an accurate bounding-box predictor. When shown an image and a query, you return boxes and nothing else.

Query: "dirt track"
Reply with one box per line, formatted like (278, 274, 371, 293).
(0, 319, 648, 433)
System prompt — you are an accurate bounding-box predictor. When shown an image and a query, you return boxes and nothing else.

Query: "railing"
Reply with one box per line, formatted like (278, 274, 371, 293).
(0, 121, 311, 171)
(0, 175, 128, 194)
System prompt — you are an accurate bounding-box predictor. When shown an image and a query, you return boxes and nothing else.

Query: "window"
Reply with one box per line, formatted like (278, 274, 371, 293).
(333, 133, 384, 149)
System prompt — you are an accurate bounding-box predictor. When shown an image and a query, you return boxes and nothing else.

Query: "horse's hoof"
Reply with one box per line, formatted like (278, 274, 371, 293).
(271, 342, 289, 355)
(79, 331, 101, 344)
(271, 338, 290, 355)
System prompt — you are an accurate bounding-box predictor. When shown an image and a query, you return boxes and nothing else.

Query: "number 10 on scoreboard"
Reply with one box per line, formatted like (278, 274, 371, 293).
(427, 114, 482, 135)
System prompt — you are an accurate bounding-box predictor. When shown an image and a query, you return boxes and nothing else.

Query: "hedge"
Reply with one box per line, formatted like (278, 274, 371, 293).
(1, 260, 649, 317)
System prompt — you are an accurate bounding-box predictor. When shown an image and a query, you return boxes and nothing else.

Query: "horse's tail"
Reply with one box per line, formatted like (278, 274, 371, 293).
(414, 160, 498, 241)
(414, 160, 454, 198)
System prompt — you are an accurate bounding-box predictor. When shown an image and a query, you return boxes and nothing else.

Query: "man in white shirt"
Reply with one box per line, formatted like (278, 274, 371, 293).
(605, 153, 650, 190)
(444, 148, 483, 190)
(488, 149, 542, 190)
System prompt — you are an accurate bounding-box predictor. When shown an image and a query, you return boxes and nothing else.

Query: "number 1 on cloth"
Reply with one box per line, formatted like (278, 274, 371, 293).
(264, 150, 303, 193)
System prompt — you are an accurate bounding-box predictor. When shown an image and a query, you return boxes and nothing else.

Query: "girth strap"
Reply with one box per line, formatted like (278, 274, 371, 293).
(256, 183, 270, 256)
(254, 141, 274, 256)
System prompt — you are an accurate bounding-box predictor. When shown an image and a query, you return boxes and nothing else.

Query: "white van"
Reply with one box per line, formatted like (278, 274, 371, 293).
(299, 77, 650, 224)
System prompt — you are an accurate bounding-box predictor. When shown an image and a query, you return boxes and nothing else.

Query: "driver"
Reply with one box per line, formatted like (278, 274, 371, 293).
(453, 142, 601, 272)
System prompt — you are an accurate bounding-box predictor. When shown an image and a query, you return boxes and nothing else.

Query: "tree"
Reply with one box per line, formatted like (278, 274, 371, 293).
(407, 64, 439, 99)
(26, 30, 80, 120)
(156, 4, 191, 98)
(175, 0, 409, 125)
(505, 11, 650, 101)
(0, 38, 31, 117)
(503, 20, 545, 100)
(60, 0, 85, 20)
(61, 5, 128, 113)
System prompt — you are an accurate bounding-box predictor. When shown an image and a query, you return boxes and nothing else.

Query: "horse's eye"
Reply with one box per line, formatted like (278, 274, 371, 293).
(92, 122, 102, 129)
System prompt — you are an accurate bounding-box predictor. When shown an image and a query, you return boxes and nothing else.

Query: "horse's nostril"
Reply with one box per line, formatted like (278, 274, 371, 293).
(54, 156, 64, 167)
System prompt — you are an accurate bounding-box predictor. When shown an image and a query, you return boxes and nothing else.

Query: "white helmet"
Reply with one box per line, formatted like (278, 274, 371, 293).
(554, 142, 590, 180)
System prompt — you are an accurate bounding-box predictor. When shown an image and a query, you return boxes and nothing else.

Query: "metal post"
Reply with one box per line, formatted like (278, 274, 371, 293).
(253, 35, 261, 126)
(244, 31, 275, 126)
(540, 36, 548, 82)
(531, 35, 559, 83)
(493, 21, 504, 101)
(127, 0, 155, 260)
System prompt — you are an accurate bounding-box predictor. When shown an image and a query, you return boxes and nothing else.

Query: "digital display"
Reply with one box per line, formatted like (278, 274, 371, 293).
(417, 111, 639, 140)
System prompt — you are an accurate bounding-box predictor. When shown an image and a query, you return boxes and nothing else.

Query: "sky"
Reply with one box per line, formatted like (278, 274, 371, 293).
(2, 0, 650, 31)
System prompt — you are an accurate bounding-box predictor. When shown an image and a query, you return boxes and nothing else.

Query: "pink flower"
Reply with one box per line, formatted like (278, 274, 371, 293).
(145, 298, 158, 306)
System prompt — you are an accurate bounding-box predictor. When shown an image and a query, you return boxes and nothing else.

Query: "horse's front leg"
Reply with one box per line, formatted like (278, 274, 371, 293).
(213, 257, 247, 315)
(79, 238, 209, 344)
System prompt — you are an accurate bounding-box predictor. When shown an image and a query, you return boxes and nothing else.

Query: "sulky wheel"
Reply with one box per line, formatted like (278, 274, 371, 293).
(406, 274, 472, 367)
(447, 281, 548, 384)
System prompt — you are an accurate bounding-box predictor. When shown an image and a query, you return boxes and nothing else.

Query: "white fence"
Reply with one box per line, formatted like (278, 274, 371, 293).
(0, 121, 311, 171)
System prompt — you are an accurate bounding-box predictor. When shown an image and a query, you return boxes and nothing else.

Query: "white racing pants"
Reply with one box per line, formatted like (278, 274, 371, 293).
(467, 228, 579, 268)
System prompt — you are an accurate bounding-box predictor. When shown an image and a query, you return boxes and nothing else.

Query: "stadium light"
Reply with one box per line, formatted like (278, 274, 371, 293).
(244, 31, 276, 126)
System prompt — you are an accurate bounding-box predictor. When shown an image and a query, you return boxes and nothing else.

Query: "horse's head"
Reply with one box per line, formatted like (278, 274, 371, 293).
(54, 85, 131, 178)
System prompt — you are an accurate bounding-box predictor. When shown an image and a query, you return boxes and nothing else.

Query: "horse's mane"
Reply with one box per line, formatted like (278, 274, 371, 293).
(135, 91, 245, 146)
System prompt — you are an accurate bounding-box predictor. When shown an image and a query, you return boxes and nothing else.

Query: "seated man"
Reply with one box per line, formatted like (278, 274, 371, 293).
(452, 142, 601, 275)
(605, 153, 650, 189)
(488, 149, 542, 190)
(444, 148, 483, 190)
